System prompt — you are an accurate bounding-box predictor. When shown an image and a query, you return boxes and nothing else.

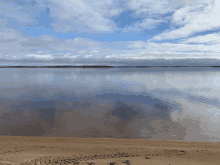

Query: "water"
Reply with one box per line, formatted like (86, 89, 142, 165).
(0, 67, 219, 142)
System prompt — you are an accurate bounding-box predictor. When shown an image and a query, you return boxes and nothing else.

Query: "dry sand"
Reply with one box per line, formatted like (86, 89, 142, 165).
(0, 136, 220, 165)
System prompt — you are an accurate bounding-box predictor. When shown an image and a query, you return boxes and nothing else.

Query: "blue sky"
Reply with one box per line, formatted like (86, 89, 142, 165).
(0, 0, 220, 66)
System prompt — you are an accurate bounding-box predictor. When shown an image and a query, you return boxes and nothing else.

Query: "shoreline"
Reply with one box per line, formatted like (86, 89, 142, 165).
(0, 136, 220, 165)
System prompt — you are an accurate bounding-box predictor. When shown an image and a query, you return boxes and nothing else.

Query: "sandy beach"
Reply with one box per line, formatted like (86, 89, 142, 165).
(0, 136, 220, 165)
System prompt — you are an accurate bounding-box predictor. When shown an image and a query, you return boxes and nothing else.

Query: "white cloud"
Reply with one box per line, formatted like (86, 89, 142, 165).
(25, 54, 54, 61)
(47, 0, 121, 33)
(109, 8, 123, 17)
(49, 37, 102, 52)
(20, 35, 57, 48)
(0, 28, 33, 56)
(1, 0, 220, 66)
(127, 0, 211, 16)
(126, 40, 220, 57)
(126, 41, 147, 49)
(0, 28, 23, 41)
(1, 25, 220, 65)
(181, 32, 220, 44)
(0, 2, 33, 23)
(151, 0, 219, 40)
(1, 0, 123, 33)
(0, 27, 112, 63)
(180, 0, 210, 5)
(127, 0, 184, 15)
(0, 0, 47, 27)
(145, 42, 220, 53)
(122, 18, 166, 32)
(122, 26, 141, 32)
(139, 18, 165, 29)
(89, 50, 100, 54)
(0, 18, 8, 28)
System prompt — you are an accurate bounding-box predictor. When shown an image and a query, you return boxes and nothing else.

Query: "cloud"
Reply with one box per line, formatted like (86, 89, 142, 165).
(126, 40, 220, 56)
(151, 0, 220, 40)
(0, 28, 59, 58)
(0, 1, 33, 24)
(0, 27, 105, 62)
(1, 28, 220, 66)
(127, 0, 187, 15)
(0, 0, 47, 27)
(140, 18, 165, 29)
(181, 32, 220, 44)
(49, 37, 102, 52)
(47, 0, 122, 33)
(1, 0, 123, 33)
(1, 0, 220, 66)
(122, 18, 166, 32)
(127, 0, 212, 17)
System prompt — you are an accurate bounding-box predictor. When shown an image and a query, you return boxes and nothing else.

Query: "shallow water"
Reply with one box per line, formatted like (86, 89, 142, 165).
(0, 67, 219, 142)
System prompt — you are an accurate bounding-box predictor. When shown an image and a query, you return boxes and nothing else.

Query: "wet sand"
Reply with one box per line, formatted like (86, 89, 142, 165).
(0, 136, 220, 165)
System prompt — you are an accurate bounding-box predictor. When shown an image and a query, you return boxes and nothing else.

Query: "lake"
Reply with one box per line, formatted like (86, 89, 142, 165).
(0, 67, 219, 142)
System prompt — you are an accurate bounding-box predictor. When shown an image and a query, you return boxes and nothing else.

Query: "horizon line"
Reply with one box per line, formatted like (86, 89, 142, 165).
(0, 66, 220, 68)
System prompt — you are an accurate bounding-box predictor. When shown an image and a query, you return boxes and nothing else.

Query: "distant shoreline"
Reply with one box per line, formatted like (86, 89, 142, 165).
(1, 66, 220, 68)
(0, 135, 219, 143)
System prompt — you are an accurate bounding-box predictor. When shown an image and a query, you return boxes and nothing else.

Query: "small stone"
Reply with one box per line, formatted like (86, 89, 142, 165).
(110, 162, 116, 165)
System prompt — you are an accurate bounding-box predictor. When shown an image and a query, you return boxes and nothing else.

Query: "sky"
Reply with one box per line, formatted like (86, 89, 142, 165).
(1, 0, 220, 66)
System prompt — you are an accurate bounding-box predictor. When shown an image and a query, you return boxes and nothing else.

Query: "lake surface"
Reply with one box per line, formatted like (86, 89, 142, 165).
(0, 67, 219, 142)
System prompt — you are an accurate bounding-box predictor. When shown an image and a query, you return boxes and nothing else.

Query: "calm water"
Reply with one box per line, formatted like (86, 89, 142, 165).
(0, 67, 220, 142)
